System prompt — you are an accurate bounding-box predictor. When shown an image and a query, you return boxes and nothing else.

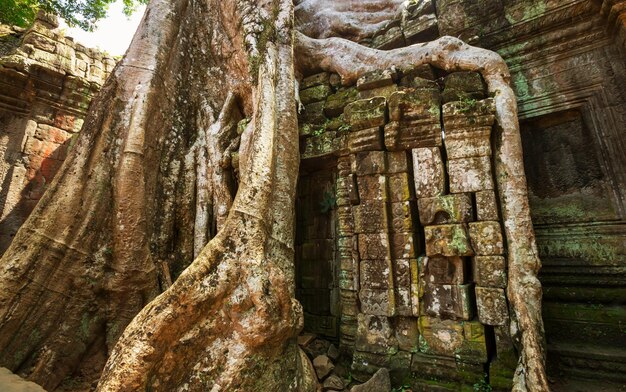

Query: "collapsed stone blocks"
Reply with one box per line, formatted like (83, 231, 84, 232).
(417, 193, 473, 225)
(424, 224, 474, 257)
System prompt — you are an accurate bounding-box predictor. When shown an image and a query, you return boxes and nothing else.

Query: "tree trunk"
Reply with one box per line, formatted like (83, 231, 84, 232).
(0, 0, 549, 391)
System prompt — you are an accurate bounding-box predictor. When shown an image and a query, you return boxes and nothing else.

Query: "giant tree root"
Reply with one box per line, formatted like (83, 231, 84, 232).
(296, 33, 549, 392)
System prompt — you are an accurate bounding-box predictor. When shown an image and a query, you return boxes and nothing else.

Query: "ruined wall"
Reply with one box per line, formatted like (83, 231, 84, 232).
(295, 0, 626, 390)
(295, 67, 519, 390)
(433, 0, 626, 386)
(0, 13, 113, 254)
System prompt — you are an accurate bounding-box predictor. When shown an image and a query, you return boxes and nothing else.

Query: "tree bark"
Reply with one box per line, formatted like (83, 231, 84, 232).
(0, 0, 549, 391)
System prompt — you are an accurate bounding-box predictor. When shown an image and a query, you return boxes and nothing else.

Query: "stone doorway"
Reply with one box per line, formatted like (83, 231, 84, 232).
(295, 157, 340, 340)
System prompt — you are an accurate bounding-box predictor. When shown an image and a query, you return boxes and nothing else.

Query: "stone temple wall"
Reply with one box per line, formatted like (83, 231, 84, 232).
(0, 13, 114, 255)
(295, 66, 517, 389)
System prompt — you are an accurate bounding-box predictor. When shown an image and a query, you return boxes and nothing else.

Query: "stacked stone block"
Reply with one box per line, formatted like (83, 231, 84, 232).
(296, 68, 518, 388)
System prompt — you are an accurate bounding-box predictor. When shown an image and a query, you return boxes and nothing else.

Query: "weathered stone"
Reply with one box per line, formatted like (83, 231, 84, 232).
(348, 127, 384, 152)
(322, 374, 344, 391)
(422, 283, 473, 320)
(300, 101, 327, 126)
(417, 193, 473, 225)
(473, 256, 506, 288)
(350, 351, 389, 382)
(442, 72, 486, 103)
(424, 224, 474, 257)
(359, 288, 395, 316)
(447, 156, 494, 193)
(394, 286, 413, 316)
(340, 289, 359, 316)
(298, 348, 319, 392)
(388, 88, 439, 122)
(410, 258, 420, 316)
(351, 368, 391, 392)
(356, 175, 387, 202)
(457, 321, 488, 364)
(403, 13, 439, 44)
(354, 151, 387, 175)
(390, 201, 415, 233)
(356, 69, 396, 91)
(442, 98, 495, 130)
(300, 84, 333, 105)
(418, 316, 464, 357)
(355, 313, 398, 355)
(468, 221, 504, 255)
(344, 97, 387, 131)
(359, 84, 398, 100)
(386, 150, 410, 173)
(384, 120, 442, 151)
(444, 127, 492, 159)
(412, 147, 445, 198)
(420, 255, 466, 285)
(313, 355, 335, 380)
(329, 73, 341, 89)
(476, 287, 509, 325)
(390, 232, 416, 259)
(327, 344, 340, 361)
(387, 172, 414, 202)
(360, 258, 393, 289)
(324, 87, 359, 117)
(475, 190, 499, 221)
(398, 63, 436, 84)
(301, 72, 330, 89)
(395, 316, 419, 352)
(393, 258, 412, 288)
(353, 202, 389, 234)
(372, 26, 405, 50)
(298, 332, 316, 347)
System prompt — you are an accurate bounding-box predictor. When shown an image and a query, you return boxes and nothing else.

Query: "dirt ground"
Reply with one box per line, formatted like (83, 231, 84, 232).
(0, 368, 46, 391)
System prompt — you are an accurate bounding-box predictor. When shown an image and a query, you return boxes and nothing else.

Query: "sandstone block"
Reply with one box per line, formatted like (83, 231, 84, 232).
(356, 69, 396, 91)
(418, 316, 464, 357)
(340, 289, 359, 316)
(393, 258, 413, 288)
(386, 150, 410, 173)
(390, 201, 415, 233)
(359, 288, 396, 316)
(324, 87, 359, 117)
(384, 120, 442, 151)
(353, 201, 389, 234)
(420, 255, 466, 285)
(357, 175, 387, 202)
(300, 101, 327, 126)
(444, 127, 492, 159)
(390, 232, 416, 259)
(388, 172, 414, 202)
(473, 256, 506, 288)
(348, 127, 384, 152)
(372, 25, 406, 50)
(442, 72, 486, 103)
(475, 190, 499, 221)
(313, 355, 334, 380)
(354, 151, 386, 175)
(355, 313, 398, 355)
(388, 88, 440, 122)
(351, 368, 391, 392)
(457, 321, 489, 364)
(417, 193, 473, 225)
(448, 155, 494, 193)
(412, 147, 445, 197)
(395, 286, 413, 316)
(422, 283, 473, 320)
(395, 316, 419, 352)
(323, 374, 344, 391)
(300, 84, 333, 105)
(336, 206, 354, 235)
(359, 84, 398, 100)
(424, 224, 474, 256)
(301, 72, 330, 89)
(468, 221, 504, 255)
(344, 97, 387, 131)
(476, 287, 509, 325)
(359, 258, 393, 289)
(403, 14, 439, 44)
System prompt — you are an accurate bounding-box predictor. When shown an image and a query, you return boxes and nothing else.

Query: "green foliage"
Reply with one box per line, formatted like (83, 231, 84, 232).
(338, 123, 351, 133)
(391, 384, 412, 392)
(0, 0, 148, 31)
(312, 127, 325, 136)
(458, 95, 478, 113)
(473, 374, 492, 392)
